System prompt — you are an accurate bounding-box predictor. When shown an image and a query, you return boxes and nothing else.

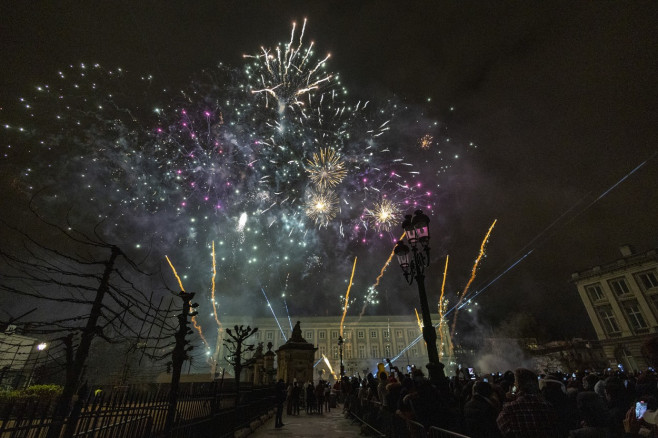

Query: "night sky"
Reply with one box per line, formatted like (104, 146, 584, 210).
(1, 1, 657, 342)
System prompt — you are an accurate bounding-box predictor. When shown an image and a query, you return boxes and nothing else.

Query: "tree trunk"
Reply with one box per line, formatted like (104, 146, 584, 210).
(47, 246, 120, 438)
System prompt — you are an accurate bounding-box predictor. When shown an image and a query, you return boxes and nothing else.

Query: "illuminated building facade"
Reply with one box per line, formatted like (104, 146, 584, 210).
(213, 314, 454, 380)
(572, 245, 658, 371)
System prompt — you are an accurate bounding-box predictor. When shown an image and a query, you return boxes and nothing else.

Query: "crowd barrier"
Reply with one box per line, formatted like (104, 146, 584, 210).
(345, 395, 470, 438)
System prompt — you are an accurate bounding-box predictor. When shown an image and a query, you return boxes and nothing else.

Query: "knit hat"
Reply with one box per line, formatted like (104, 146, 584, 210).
(593, 380, 606, 398)
(539, 377, 566, 394)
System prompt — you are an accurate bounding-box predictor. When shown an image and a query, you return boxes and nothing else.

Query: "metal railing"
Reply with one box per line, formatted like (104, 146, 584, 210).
(345, 395, 471, 438)
(0, 383, 274, 438)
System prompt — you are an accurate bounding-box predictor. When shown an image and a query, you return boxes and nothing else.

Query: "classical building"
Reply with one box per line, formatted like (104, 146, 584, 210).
(572, 245, 658, 371)
(214, 314, 454, 381)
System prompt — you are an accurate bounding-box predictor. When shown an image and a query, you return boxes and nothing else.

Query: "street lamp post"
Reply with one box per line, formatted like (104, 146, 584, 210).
(393, 210, 446, 386)
(337, 335, 345, 378)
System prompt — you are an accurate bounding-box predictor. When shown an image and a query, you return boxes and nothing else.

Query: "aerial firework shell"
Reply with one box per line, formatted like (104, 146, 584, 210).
(305, 188, 339, 227)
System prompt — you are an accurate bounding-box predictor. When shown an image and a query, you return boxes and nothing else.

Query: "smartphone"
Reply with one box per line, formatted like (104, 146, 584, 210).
(636, 401, 648, 419)
(483, 378, 488, 382)
(572, 373, 576, 378)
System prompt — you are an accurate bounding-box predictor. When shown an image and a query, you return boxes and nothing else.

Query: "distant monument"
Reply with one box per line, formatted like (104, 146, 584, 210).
(276, 321, 317, 384)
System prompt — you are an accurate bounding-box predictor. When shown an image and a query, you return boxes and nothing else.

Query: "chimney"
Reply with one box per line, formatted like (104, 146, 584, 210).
(619, 245, 634, 257)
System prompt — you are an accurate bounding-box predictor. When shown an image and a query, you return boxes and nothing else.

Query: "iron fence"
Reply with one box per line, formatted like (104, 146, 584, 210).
(0, 383, 274, 438)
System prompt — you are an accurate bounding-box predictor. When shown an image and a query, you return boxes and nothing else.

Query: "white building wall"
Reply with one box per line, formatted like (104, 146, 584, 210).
(214, 314, 451, 379)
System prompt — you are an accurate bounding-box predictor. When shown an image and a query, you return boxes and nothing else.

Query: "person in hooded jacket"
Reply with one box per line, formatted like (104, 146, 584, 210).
(464, 381, 502, 438)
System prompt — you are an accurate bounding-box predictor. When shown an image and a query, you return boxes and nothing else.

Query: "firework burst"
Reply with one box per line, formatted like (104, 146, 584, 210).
(418, 134, 433, 150)
(305, 189, 339, 227)
(366, 198, 401, 232)
(243, 18, 336, 116)
(305, 147, 347, 190)
(2, 20, 472, 331)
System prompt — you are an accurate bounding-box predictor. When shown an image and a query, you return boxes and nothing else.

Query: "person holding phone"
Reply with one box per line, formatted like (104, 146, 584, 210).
(624, 397, 658, 438)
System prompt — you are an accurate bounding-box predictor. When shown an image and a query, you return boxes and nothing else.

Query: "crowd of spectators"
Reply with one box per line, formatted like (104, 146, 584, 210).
(340, 364, 658, 437)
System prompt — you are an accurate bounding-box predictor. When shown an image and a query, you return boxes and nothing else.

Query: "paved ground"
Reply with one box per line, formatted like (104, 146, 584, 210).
(249, 406, 362, 437)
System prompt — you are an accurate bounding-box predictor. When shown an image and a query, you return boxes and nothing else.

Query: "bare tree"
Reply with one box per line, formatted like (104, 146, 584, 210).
(223, 325, 258, 404)
(0, 208, 174, 438)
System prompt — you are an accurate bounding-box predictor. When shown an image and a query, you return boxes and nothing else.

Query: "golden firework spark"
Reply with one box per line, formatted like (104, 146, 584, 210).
(211, 242, 221, 330)
(451, 219, 497, 339)
(414, 308, 423, 330)
(438, 255, 449, 360)
(322, 354, 338, 379)
(305, 148, 347, 190)
(165, 255, 210, 350)
(340, 257, 358, 337)
(366, 199, 400, 232)
(418, 134, 433, 150)
(305, 188, 339, 226)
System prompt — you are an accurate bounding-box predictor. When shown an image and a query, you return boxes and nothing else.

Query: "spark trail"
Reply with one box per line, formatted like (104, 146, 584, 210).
(322, 354, 337, 379)
(447, 153, 657, 315)
(438, 255, 449, 317)
(438, 255, 449, 359)
(211, 242, 221, 330)
(358, 232, 406, 317)
(340, 257, 358, 337)
(450, 220, 497, 339)
(165, 255, 210, 349)
(414, 308, 423, 330)
(261, 287, 287, 341)
(282, 273, 293, 330)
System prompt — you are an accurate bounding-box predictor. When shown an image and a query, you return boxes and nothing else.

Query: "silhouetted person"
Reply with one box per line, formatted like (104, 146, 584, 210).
(275, 379, 286, 428)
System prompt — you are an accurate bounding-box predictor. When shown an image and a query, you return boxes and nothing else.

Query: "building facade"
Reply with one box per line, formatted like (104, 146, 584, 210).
(214, 314, 454, 381)
(0, 328, 41, 389)
(572, 245, 658, 371)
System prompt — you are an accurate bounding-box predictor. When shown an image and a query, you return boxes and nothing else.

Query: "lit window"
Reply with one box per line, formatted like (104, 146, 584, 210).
(383, 331, 390, 339)
(319, 331, 326, 340)
(357, 330, 364, 339)
(266, 331, 274, 340)
(370, 330, 377, 338)
(395, 330, 403, 338)
(305, 331, 313, 339)
(331, 330, 339, 339)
